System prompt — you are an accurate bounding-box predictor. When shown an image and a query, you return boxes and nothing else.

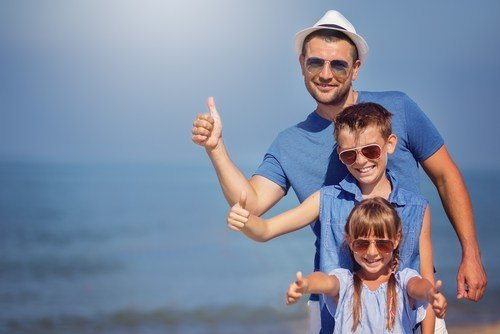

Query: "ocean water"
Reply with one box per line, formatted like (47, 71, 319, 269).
(0, 162, 498, 333)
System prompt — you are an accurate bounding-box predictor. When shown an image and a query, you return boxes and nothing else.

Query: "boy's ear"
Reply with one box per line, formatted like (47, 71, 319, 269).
(386, 134, 398, 154)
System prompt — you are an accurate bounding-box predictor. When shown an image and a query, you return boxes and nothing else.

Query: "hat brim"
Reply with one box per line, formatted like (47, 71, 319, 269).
(294, 27, 369, 64)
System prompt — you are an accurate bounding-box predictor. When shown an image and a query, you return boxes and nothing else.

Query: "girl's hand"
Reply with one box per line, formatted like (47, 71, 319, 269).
(428, 280, 447, 318)
(286, 272, 308, 305)
(227, 191, 249, 231)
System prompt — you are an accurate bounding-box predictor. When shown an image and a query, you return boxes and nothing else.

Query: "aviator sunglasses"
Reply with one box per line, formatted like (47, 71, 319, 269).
(305, 57, 351, 81)
(351, 239, 395, 254)
(338, 144, 382, 166)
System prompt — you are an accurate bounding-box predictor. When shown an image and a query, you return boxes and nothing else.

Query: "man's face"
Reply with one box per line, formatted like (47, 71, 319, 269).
(300, 37, 360, 106)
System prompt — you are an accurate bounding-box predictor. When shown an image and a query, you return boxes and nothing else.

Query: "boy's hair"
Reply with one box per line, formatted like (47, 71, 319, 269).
(334, 102, 393, 141)
(344, 197, 402, 331)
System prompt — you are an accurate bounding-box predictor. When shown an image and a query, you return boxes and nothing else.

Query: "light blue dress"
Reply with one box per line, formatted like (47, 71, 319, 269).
(325, 268, 427, 334)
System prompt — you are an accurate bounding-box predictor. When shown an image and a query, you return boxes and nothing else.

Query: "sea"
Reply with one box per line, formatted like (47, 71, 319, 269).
(0, 162, 499, 334)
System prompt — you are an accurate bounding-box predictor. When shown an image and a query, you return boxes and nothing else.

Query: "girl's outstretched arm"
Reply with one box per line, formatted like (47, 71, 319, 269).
(407, 277, 447, 319)
(286, 271, 340, 305)
(227, 190, 320, 242)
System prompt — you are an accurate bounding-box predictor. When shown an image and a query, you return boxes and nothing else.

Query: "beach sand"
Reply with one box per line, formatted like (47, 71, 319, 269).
(447, 322, 500, 334)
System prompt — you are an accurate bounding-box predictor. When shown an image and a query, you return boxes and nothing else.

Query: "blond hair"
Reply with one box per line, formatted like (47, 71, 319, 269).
(344, 197, 402, 331)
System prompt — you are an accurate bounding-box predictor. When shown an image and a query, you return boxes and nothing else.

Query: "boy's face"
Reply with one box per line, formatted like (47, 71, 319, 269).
(336, 125, 397, 188)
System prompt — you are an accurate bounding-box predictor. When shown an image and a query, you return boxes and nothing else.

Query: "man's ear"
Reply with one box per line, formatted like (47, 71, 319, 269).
(386, 134, 398, 154)
(351, 59, 361, 81)
(299, 54, 306, 76)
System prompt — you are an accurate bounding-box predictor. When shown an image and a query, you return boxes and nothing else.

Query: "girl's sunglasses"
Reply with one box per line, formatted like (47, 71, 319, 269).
(338, 144, 382, 166)
(351, 239, 394, 254)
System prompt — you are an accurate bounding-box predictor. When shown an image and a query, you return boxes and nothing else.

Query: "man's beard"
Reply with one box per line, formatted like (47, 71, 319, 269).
(307, 81, 352, 107)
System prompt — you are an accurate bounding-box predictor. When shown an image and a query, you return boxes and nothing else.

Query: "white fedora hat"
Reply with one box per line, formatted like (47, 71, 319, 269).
(294, 10, 369, 64)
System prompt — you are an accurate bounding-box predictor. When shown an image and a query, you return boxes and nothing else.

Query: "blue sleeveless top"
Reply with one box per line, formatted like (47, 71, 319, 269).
(318, 171, 428, 333)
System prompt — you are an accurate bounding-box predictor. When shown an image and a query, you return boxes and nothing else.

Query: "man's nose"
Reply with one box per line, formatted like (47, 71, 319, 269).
(319, 61, 334, 79)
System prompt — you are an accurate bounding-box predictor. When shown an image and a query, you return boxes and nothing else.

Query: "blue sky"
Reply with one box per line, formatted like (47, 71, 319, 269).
(1, 1, 500, 170)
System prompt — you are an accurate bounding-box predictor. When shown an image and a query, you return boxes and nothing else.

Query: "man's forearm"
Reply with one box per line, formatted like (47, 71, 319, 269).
(433, 167, 480, 257)
(206, 139, 258, 209)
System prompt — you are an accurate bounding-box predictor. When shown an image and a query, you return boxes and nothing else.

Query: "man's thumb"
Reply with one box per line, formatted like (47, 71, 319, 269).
(296, 271, 303, 285)
(207, 96, 221, 120)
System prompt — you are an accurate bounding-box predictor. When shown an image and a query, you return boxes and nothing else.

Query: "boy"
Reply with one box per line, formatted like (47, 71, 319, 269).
(227, 102, 444, 333)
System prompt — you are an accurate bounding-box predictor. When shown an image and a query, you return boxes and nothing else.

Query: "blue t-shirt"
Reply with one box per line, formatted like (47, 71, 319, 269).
(325, 268, 427, 334)
(254, 91, 443, 273)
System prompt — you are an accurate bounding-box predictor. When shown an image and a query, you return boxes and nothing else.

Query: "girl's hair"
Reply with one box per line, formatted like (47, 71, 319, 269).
(344, 197, 402, 332)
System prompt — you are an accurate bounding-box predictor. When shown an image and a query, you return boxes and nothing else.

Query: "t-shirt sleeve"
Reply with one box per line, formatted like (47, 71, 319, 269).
(398, 268, 428, 325)
(403, 94, 444, 162)
(323, 268, 352, 318)
(253, 137, 290, 193)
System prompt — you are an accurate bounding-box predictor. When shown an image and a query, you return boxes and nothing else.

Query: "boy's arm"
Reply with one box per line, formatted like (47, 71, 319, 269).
(286, 271, 340, 305)
(192, 97, 285, 216)
(421, 146, 487, 301)
(419, 205, 436, 334)
(227, 191, 320, 242)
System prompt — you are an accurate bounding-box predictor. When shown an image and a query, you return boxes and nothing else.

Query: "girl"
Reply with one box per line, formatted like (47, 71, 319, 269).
(286, 197, 446, 333)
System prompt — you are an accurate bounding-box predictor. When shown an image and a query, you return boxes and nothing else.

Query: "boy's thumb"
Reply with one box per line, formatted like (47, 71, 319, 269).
(239, 190, 247, 209)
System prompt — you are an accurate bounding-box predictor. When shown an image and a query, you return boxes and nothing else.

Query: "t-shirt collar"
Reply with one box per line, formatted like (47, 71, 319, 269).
(338, 169, 407, 206)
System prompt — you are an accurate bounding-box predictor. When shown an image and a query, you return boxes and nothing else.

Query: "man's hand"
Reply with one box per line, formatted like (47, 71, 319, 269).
(191, 96, 222, 151)
(286, 272, 308, 305)
(457, 255, 487, 301)
(427, 280, 447, 319)
(226, 191, 249, 231)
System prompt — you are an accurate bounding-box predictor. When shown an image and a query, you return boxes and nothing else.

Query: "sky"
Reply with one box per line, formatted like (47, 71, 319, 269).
(1, 0, 500, 170)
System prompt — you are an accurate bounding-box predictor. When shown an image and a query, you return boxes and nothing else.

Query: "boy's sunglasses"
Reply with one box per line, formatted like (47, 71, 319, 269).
(351, 239, 395, 254)
(338, 144, 382, 166)
(305, 57, 350, 81)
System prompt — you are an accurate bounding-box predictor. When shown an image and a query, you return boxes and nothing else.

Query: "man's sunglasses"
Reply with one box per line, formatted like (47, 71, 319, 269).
(305, 57, 350, 80)
(338, 144, 382, 166)
(351, 239, 395, 254)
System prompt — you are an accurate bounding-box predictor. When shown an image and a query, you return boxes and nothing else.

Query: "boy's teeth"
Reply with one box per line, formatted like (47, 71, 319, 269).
(359, 166, 373, 172)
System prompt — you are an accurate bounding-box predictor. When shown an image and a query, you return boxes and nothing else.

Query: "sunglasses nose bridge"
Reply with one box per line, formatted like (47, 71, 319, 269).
(319, 60, 335, 77)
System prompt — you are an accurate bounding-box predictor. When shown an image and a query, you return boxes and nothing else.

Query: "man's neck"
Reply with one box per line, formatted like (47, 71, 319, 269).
(315, 89, 358, 121)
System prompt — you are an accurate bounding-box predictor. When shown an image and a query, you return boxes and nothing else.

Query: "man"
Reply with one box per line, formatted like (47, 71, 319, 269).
(191, 10, 486, 332)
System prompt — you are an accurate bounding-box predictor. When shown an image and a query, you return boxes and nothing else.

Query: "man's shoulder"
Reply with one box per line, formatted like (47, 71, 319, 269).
(359, 90, 415, 110)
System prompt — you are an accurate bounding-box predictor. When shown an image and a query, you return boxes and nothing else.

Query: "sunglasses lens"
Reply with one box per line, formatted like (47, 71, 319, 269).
(361, 145, 382, 160)
(329, 60, 349, 80)
(352, 239, 394, 254)
(339, 150, 357, 165)
(375, 240, 394, 253)
(352, 240, 370, 253)
(306, 58, 325, 74)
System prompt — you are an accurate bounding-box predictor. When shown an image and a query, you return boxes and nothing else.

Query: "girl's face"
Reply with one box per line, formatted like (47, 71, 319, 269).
(348, 232, 399, 279)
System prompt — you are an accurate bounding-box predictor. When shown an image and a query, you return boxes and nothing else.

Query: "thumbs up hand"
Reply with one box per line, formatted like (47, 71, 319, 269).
(428, 280, 447, 319)
(286, 271, 309, 305)
(191, 96, 223, 151)
(227, 191, 250, 232)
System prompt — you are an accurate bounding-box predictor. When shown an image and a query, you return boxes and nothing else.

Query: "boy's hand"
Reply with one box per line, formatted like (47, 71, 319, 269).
(191, 96, 222, 151)
(428, 280, 447, 318)
(286, 272, 308, 305)
(227, 191, 249, 231)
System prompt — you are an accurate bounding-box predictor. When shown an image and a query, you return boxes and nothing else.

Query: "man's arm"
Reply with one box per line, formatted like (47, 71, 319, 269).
(192, 97, 285, 215)
(421, 145, 487, 301)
